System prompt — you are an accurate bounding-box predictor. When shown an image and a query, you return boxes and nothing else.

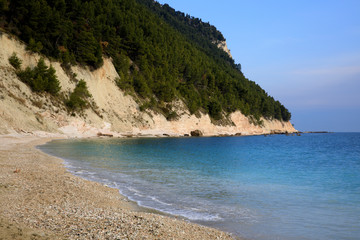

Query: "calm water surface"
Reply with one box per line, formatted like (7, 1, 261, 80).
(39, 133, 360, 240)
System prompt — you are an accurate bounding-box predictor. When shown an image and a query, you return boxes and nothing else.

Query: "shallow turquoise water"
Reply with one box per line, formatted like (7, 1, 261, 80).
(39, 133, 360, 240)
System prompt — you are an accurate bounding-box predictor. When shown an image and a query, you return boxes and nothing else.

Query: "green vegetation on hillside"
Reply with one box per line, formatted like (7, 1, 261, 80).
(66, 79, 92, 111)
(15, 57, 61, 95)
(8, 52, 22, 70)
(1, 0, 291, 122)
(136, 0, 234, 69)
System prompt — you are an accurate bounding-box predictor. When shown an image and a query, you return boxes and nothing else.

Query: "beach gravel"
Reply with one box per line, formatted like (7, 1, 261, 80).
(0, 135, 236, 239)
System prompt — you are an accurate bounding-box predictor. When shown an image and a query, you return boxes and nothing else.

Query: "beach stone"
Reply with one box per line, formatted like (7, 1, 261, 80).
(190, 130, 203, 137)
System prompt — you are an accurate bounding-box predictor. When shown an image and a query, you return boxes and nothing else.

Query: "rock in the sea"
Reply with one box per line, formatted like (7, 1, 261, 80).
(190, 130, 203, 137)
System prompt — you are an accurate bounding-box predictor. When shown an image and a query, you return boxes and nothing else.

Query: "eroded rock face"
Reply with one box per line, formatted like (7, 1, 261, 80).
(213, 40, 232, 59)
(190, 130, 203, 137)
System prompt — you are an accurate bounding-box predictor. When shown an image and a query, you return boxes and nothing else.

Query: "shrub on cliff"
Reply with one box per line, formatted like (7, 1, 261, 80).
(208, 100, 222, 120)
(17, 58, 61, 95)
(8, 52, 22, 70)
(66, 80, 91, 112)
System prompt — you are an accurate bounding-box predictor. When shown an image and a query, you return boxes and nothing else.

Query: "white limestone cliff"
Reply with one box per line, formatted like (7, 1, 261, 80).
(213, 40, 233, 59)
(0, 32, 296, 137)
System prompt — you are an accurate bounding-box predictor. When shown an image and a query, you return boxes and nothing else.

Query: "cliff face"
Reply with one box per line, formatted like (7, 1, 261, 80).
(213, 40, 233, 59)
(0, 33, 296, 137)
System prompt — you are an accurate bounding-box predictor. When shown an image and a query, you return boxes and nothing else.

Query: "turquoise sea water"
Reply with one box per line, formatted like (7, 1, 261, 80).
(39, 133, 360, 240)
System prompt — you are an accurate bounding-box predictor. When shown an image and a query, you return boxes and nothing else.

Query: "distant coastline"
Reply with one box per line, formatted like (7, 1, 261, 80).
(300, 131, 330, 133)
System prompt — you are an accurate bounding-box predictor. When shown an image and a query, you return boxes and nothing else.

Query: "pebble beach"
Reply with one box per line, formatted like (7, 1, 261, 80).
(0, 135, 235, 239)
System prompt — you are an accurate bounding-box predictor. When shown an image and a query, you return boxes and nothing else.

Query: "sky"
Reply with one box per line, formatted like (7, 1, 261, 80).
(156, 0, 360, 132)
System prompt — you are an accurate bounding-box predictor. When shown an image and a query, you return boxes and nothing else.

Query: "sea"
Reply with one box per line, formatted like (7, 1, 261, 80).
(38, 133, 360, 240)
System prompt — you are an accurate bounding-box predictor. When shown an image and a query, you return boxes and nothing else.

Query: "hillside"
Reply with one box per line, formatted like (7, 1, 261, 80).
(0, 0, 296, 137)
(0, 32, 295, 137)
(1, 0, 292, 120)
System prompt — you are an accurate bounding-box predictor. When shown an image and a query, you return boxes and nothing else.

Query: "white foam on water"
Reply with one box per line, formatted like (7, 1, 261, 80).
(114, 181, 226, 222)
(149, 196, 173, 206)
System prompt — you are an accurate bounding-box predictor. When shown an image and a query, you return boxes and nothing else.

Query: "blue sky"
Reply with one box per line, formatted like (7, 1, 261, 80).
(157, 0, 360, 132)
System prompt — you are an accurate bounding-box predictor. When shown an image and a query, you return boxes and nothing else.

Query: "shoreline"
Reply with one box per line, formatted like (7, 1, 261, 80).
(0, 134, 237, 239)
(39, 138, 187, 220)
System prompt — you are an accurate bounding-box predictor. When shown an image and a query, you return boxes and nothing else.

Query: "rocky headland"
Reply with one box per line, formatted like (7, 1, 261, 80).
(0, 32, 296, 139)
